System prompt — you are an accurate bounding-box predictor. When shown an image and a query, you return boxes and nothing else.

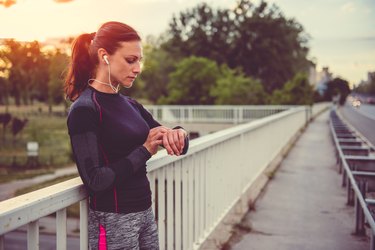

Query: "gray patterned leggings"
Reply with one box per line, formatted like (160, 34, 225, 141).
(88, 207, 159, 250)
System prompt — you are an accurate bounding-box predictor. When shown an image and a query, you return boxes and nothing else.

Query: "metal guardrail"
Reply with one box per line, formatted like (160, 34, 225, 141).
(329, 107, 375, 250)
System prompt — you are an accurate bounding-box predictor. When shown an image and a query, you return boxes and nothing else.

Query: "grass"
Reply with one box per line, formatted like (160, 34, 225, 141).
(0, 167, 54, 184)
(0, 103, 73, 168)
(14, 173, 81, 218)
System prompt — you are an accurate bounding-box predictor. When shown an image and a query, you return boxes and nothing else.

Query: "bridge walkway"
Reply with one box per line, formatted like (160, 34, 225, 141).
(229, 111, 369, 250)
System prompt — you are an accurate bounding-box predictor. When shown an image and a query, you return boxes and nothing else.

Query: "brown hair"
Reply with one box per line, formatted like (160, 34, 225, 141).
(64, 21, 141, 101)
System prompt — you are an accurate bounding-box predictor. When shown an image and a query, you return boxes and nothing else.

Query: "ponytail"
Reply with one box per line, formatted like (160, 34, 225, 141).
(64, 22, 141, 101)
(64, 33, 96, 101)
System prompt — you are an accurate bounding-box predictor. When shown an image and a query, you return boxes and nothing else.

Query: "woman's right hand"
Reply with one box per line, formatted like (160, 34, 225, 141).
(143, 127, 168, 155)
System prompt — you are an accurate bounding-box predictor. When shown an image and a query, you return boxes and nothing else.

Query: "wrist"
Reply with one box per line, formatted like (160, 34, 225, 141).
(141, 145, 152, 158)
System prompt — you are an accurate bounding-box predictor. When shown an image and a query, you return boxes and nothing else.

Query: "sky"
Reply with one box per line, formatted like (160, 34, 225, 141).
(0, 0, 374, 85)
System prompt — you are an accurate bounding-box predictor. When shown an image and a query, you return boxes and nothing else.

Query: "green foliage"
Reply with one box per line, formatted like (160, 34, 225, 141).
(137, 41, 176, 103)
(0, 40, 69, 106)
(270, 73, 313, 105)
(0, 40, 50, 105)
(211, 66, 267, 104)
(0, 77, 10, 105)
(161, 56, 220, 104)
(158, 56, 270, 105)
(166, 0, 310, 93)
(324, 77, 351, 105)
(48, 50, 69, 105)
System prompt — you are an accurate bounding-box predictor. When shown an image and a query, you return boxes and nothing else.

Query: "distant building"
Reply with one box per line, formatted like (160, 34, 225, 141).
(308, 64, 318, 88)
(308, 66, 333, 95)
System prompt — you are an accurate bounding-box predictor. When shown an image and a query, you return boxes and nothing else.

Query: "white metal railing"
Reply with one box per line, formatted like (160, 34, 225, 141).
(0, 103, 330, 250)
(145, 105, 296, 124)
(0, 178, 88, 250)
(147, 106, 308, 250)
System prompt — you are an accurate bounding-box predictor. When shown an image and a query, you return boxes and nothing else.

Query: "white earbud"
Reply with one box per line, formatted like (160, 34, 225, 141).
(103, 55, 109, 65)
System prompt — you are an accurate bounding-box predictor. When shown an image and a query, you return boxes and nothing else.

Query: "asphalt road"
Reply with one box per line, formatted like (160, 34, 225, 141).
(340, 103, 375, 146)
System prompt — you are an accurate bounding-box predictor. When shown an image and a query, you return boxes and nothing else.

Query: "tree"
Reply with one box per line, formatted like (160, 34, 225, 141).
(324, 77, 351, 105)
(0, 77, 10, 106)
(47, 50, 69, 109)
(270, 73, 313, 105)
(165, 0, 310, 93)
(165, 3, 235, 65)
(137, 40, 177, 103)
(161, 56, 220, 104)
(28, 41, 50, 103)
(0, 40, 49, 105)
(211, 66, 267, 104)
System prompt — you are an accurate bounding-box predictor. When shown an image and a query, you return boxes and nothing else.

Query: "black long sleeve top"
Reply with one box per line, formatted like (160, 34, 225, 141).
(67, 86, 188, 214)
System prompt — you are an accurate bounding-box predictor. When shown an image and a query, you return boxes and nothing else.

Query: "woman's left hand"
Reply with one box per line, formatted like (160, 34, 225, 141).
(162, 128, 187, 156)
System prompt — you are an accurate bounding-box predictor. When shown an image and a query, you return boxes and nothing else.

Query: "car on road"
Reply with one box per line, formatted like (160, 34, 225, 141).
(367, 97, 375, 105)
(352, 99, 361, 108)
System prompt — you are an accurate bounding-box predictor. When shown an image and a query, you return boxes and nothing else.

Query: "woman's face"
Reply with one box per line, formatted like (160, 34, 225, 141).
(107, 40, 143, 88)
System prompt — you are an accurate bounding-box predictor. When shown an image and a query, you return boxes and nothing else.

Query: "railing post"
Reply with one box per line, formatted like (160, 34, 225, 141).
(188, 107, 193, 123)
(56, 208, 67, 250)
(27, 220, 39, 250)
(161, 106, 166, 122)
(183, 107, 188, 123)
(157, 107, 162, 121)
(355, 180, 366, 235)
(167, 166, 174, 249)
(347, 179, 354, 206)
(157, 168, 166, 250)
(80, 199, 89, 250)
(175, 163, 182, 250)
(234, 108, 238, 124)
(239, 107, 243, 123)
(342, 170, 347, 187)
(179, 106, 183, 123)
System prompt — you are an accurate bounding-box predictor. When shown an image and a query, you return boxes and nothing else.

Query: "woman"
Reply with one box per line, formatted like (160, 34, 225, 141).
(65, 21, 189, 250)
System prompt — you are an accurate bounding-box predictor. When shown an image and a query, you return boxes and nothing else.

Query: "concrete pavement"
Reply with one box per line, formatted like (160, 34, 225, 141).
(228, 110, 369, 250)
